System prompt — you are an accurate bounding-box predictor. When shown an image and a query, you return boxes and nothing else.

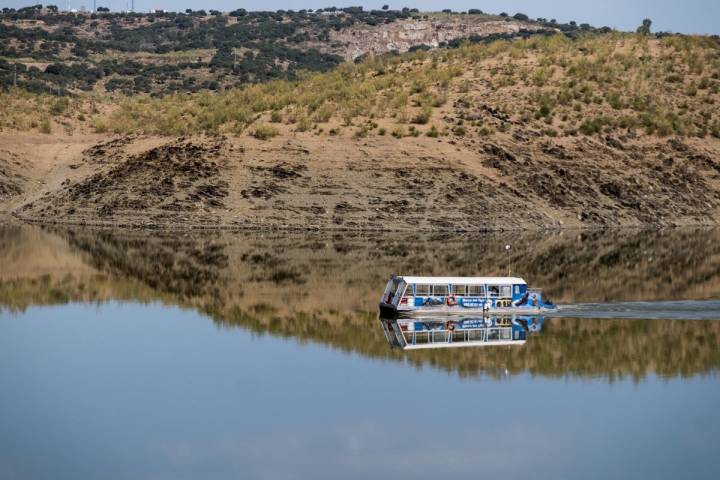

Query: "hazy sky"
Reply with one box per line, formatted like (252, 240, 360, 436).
(2, 1, 719, 34)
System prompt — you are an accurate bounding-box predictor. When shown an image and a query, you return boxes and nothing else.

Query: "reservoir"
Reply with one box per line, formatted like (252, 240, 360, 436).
(1, 224, 719, 479)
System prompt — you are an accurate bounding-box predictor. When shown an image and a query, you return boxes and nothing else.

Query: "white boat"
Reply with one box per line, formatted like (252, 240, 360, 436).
(379, 275, 556, 316)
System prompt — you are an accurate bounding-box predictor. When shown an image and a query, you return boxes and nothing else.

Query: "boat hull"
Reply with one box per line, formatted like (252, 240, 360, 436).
(379, 303, 555, 317)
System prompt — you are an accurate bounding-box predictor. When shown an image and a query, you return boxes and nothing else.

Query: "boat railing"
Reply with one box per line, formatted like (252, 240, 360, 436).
(402, 327, 515, 346)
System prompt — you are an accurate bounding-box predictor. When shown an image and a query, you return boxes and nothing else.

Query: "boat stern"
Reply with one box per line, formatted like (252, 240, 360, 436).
(379, 275, 408, 317)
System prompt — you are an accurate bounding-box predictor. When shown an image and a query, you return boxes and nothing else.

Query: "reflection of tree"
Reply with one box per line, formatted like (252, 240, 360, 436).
(2, 224, 720, 380)
(65, 229, 228, 300)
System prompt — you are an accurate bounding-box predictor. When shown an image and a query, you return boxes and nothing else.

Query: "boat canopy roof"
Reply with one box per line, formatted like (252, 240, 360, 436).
(398, 276, 527, 286)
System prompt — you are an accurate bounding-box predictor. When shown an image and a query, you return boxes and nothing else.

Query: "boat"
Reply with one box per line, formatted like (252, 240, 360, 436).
(380, 315, 545, 350)
(379, 275, 556, 316)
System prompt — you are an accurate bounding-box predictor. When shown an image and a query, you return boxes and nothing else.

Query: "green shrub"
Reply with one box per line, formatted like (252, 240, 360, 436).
(355, 124, 371, 138)
(452, 126, 466, 136)
(92, 119, 108, 133)
(252, 124, 279, 140)
(50, 97, 69, 116)
(606, 92, 625, 110)
(536, 104, 552, 118)
(296, 115, 312, 132)
(39, 117, 52, 134)
(312, 103, 335, 123)
(579, 116, 612, 135)
(711, 121, 720, 139)
(430, 93, 448, 107)
(411, 105, 433, 124)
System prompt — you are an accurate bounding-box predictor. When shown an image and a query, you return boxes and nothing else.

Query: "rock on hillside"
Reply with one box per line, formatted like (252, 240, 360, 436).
(330, 17, 542, 60)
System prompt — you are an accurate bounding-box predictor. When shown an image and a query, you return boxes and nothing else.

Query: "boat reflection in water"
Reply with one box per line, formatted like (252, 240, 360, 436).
(380, 315, 545, 350)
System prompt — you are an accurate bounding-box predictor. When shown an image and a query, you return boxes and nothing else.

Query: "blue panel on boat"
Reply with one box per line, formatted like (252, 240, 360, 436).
(461, 298, 485, 308)
(415, 297, 445, 307)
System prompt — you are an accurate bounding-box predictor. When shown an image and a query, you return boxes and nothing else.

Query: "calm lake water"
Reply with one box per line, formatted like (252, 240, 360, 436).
(1, 224, 719, 479)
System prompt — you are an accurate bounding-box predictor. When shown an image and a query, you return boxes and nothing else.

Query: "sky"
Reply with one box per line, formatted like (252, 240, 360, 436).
(2, 1, 719, 34)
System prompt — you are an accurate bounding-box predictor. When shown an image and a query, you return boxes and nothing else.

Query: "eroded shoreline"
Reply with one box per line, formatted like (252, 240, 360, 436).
(4, 132, 720, 232)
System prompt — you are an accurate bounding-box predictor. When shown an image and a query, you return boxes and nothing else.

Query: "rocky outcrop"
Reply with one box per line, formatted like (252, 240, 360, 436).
(330, 18, 544, 60)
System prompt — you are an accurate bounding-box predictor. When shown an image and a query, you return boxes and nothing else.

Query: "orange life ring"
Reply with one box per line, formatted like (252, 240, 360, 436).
(446, 296, 458, 307)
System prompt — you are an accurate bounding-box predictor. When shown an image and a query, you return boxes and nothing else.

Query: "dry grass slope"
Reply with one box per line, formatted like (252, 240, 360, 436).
(90, 33, 720, 140)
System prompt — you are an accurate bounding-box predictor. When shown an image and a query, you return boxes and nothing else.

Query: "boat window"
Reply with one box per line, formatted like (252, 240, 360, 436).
(514, 285, 520, 294)
(415, 284, 431, 296)
(405, 284, 415, 296)
(488, 285, 501, 297)
(452, 284, 467, 296)
(500, 285, 512, 297)
(432, 285, 448, 296)
(467, 285, 485, 297)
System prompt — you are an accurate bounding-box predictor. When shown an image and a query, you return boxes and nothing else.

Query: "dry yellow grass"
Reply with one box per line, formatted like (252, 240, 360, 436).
(94, 33, 720, 139)
(2, 33, 719, 139)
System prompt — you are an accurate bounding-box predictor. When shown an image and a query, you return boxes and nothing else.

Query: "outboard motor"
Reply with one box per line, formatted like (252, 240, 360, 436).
(535, 291, 555, 309)
(516, 289, 557, 309)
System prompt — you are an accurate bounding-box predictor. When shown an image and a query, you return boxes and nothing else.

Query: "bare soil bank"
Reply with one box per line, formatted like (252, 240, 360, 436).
(3, 131, 720, 231)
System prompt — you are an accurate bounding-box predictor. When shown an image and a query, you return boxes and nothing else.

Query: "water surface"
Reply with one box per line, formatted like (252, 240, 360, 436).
(1, 224, 719, 479)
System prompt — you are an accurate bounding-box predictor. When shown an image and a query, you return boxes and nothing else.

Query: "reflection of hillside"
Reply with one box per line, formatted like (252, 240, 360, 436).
(62, 227, 720, 309)
(2, 224, 720, 379)
(0, 224, 159, 310)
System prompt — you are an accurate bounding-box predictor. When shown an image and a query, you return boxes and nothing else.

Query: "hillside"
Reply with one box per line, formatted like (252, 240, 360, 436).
(1, 14, 720, 230)
(0, 6, 557, 95)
